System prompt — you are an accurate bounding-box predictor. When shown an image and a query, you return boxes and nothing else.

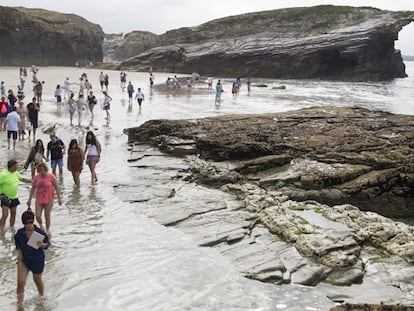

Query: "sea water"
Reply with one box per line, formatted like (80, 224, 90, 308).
(0, 63, 413, 311)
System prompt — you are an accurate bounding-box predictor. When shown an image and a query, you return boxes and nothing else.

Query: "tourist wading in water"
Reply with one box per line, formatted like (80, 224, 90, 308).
(27, 162, 62, 233)
(67, 139, 85, 187)
(14, 208, 50, 309)
(84, 131, 101, 185)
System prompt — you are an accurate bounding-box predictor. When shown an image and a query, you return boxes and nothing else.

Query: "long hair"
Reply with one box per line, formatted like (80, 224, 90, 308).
(68, 139, 78, 154)
(85, 131, 97, 145)
(34, 139, 44, 153)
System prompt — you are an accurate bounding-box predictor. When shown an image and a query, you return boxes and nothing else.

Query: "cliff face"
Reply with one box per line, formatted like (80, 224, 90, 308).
(116, 5, 414, 81)
(0, 6, 104, 66)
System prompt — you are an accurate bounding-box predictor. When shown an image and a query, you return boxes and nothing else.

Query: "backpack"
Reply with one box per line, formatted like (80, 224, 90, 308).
(0, 103, 6, 114)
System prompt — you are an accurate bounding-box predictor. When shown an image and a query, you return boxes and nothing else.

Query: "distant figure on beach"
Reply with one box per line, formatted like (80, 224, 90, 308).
(27, 162, 62, 233)
(24, 139, 48, 179)
(135, 88, 144, 112)
(16, 101, 27, 140)
(33, 81, 43, 104)
(0, 159, 32, 228)
(0, 95, 8, 131)
(8, 89, 17, 109)
(127, 81, 134, 102)
(120, 72, 127, 91)
(215, 80, 223, 106)
(87, 90, 97, 121)
(99, 72, 105, 91)
(102, 91, 112, 120)
(186, 77, 192, 93)
(75, 94, 86, 127)
(207, 77, 213, 91)
(14, 208, 50, 309)
(149, 72, 154, 88)
(63, 77, 71, 99)
(31, 66, 39, 84)
(17, 85, 25, 101)
(67, 93, 76, 126)
(27, 97, 40, 143)
(246, 77, 252, 94)
(19, 67, 27, 90)
(67, 139, 84, 187)
(54, 84, 62, 106)
(46, 133, 65, 177)
(104, 74, 109, 91)
(84, 131, 101, 185)
(0, 81, 6, 96)
(6, 106, 21, 150)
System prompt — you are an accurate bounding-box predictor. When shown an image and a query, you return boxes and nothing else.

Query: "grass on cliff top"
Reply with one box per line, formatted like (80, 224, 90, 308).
(14, 7, 100, 29)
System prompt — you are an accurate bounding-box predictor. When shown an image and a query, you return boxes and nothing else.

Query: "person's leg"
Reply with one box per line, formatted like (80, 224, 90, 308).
(58, 159, 64, 177)
(89, 162, 97, 183)
(0, 205, 9, 227)
(73, 171, 80, 187)
(17, 259, 30, 308)
(35, 202, 44, 229)
(32, 127, 36, 143)
(9, 206, 17, 227)
(32, 273, 44, 297)
(44, 201, 53, 233)
(51, 160, 57, 176)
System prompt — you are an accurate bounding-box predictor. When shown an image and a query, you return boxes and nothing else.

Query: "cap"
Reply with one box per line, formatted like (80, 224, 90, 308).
(21, 208, 35, 224)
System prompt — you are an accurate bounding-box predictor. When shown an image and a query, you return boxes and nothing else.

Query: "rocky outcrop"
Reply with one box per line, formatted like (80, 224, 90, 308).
(116, 5, 414, 81)
(0, 6, 104, 66)
(124, 106, 414, 218)
(121, 138, 414, 303)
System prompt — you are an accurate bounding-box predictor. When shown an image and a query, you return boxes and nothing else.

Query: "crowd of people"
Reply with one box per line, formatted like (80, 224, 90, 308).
(0, 65, 254, 308)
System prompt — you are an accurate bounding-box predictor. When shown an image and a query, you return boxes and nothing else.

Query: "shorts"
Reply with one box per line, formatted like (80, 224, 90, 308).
(30, 119, 38, 129)
(56, 95, 62, 103)
(86, 155, 100, 165)
(24, 258, 45, 274)
(0, 194, 20, 208)
(51, 158, 64, 171)
(7, 130, 18, 140)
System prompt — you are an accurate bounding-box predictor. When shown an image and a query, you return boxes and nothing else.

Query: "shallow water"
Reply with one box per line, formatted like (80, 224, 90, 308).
(0, 63, 413, 310)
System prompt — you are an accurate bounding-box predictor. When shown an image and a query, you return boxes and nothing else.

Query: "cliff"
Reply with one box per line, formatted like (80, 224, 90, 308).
(115, 5, 414, 81)
(0, 6, 104, 66)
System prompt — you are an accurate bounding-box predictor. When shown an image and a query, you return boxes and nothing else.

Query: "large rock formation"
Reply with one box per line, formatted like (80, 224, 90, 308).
(124, 106, 414, 218)
(0, 6, 104, 66)
(116, 5, 414, 81)
(122, 108, 414, 303)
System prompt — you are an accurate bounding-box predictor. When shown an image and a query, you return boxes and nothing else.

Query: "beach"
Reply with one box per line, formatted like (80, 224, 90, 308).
(0, 64, 413, 310)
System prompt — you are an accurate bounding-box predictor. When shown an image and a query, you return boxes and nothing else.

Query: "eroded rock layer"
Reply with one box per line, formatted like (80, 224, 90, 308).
(117, 6, 414, 81)
(124, 106, 414, 218)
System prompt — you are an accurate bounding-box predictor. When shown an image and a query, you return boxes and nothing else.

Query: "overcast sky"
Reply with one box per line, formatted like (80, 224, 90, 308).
(1, 0, 413, 54)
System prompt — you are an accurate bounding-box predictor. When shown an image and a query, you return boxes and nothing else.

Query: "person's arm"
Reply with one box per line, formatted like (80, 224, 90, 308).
(26, 180, 36, 206)
(96, 140, 102, 156)
(46, 144, 50, 160)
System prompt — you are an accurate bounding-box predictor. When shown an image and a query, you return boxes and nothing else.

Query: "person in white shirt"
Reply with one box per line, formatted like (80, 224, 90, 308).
(63, 78, 71, 99)
(135, 88, 145, 112)
(6, 106, 21, 150)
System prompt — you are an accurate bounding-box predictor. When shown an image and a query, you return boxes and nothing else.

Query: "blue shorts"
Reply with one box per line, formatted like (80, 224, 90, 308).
(51, 158, 64, 171)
